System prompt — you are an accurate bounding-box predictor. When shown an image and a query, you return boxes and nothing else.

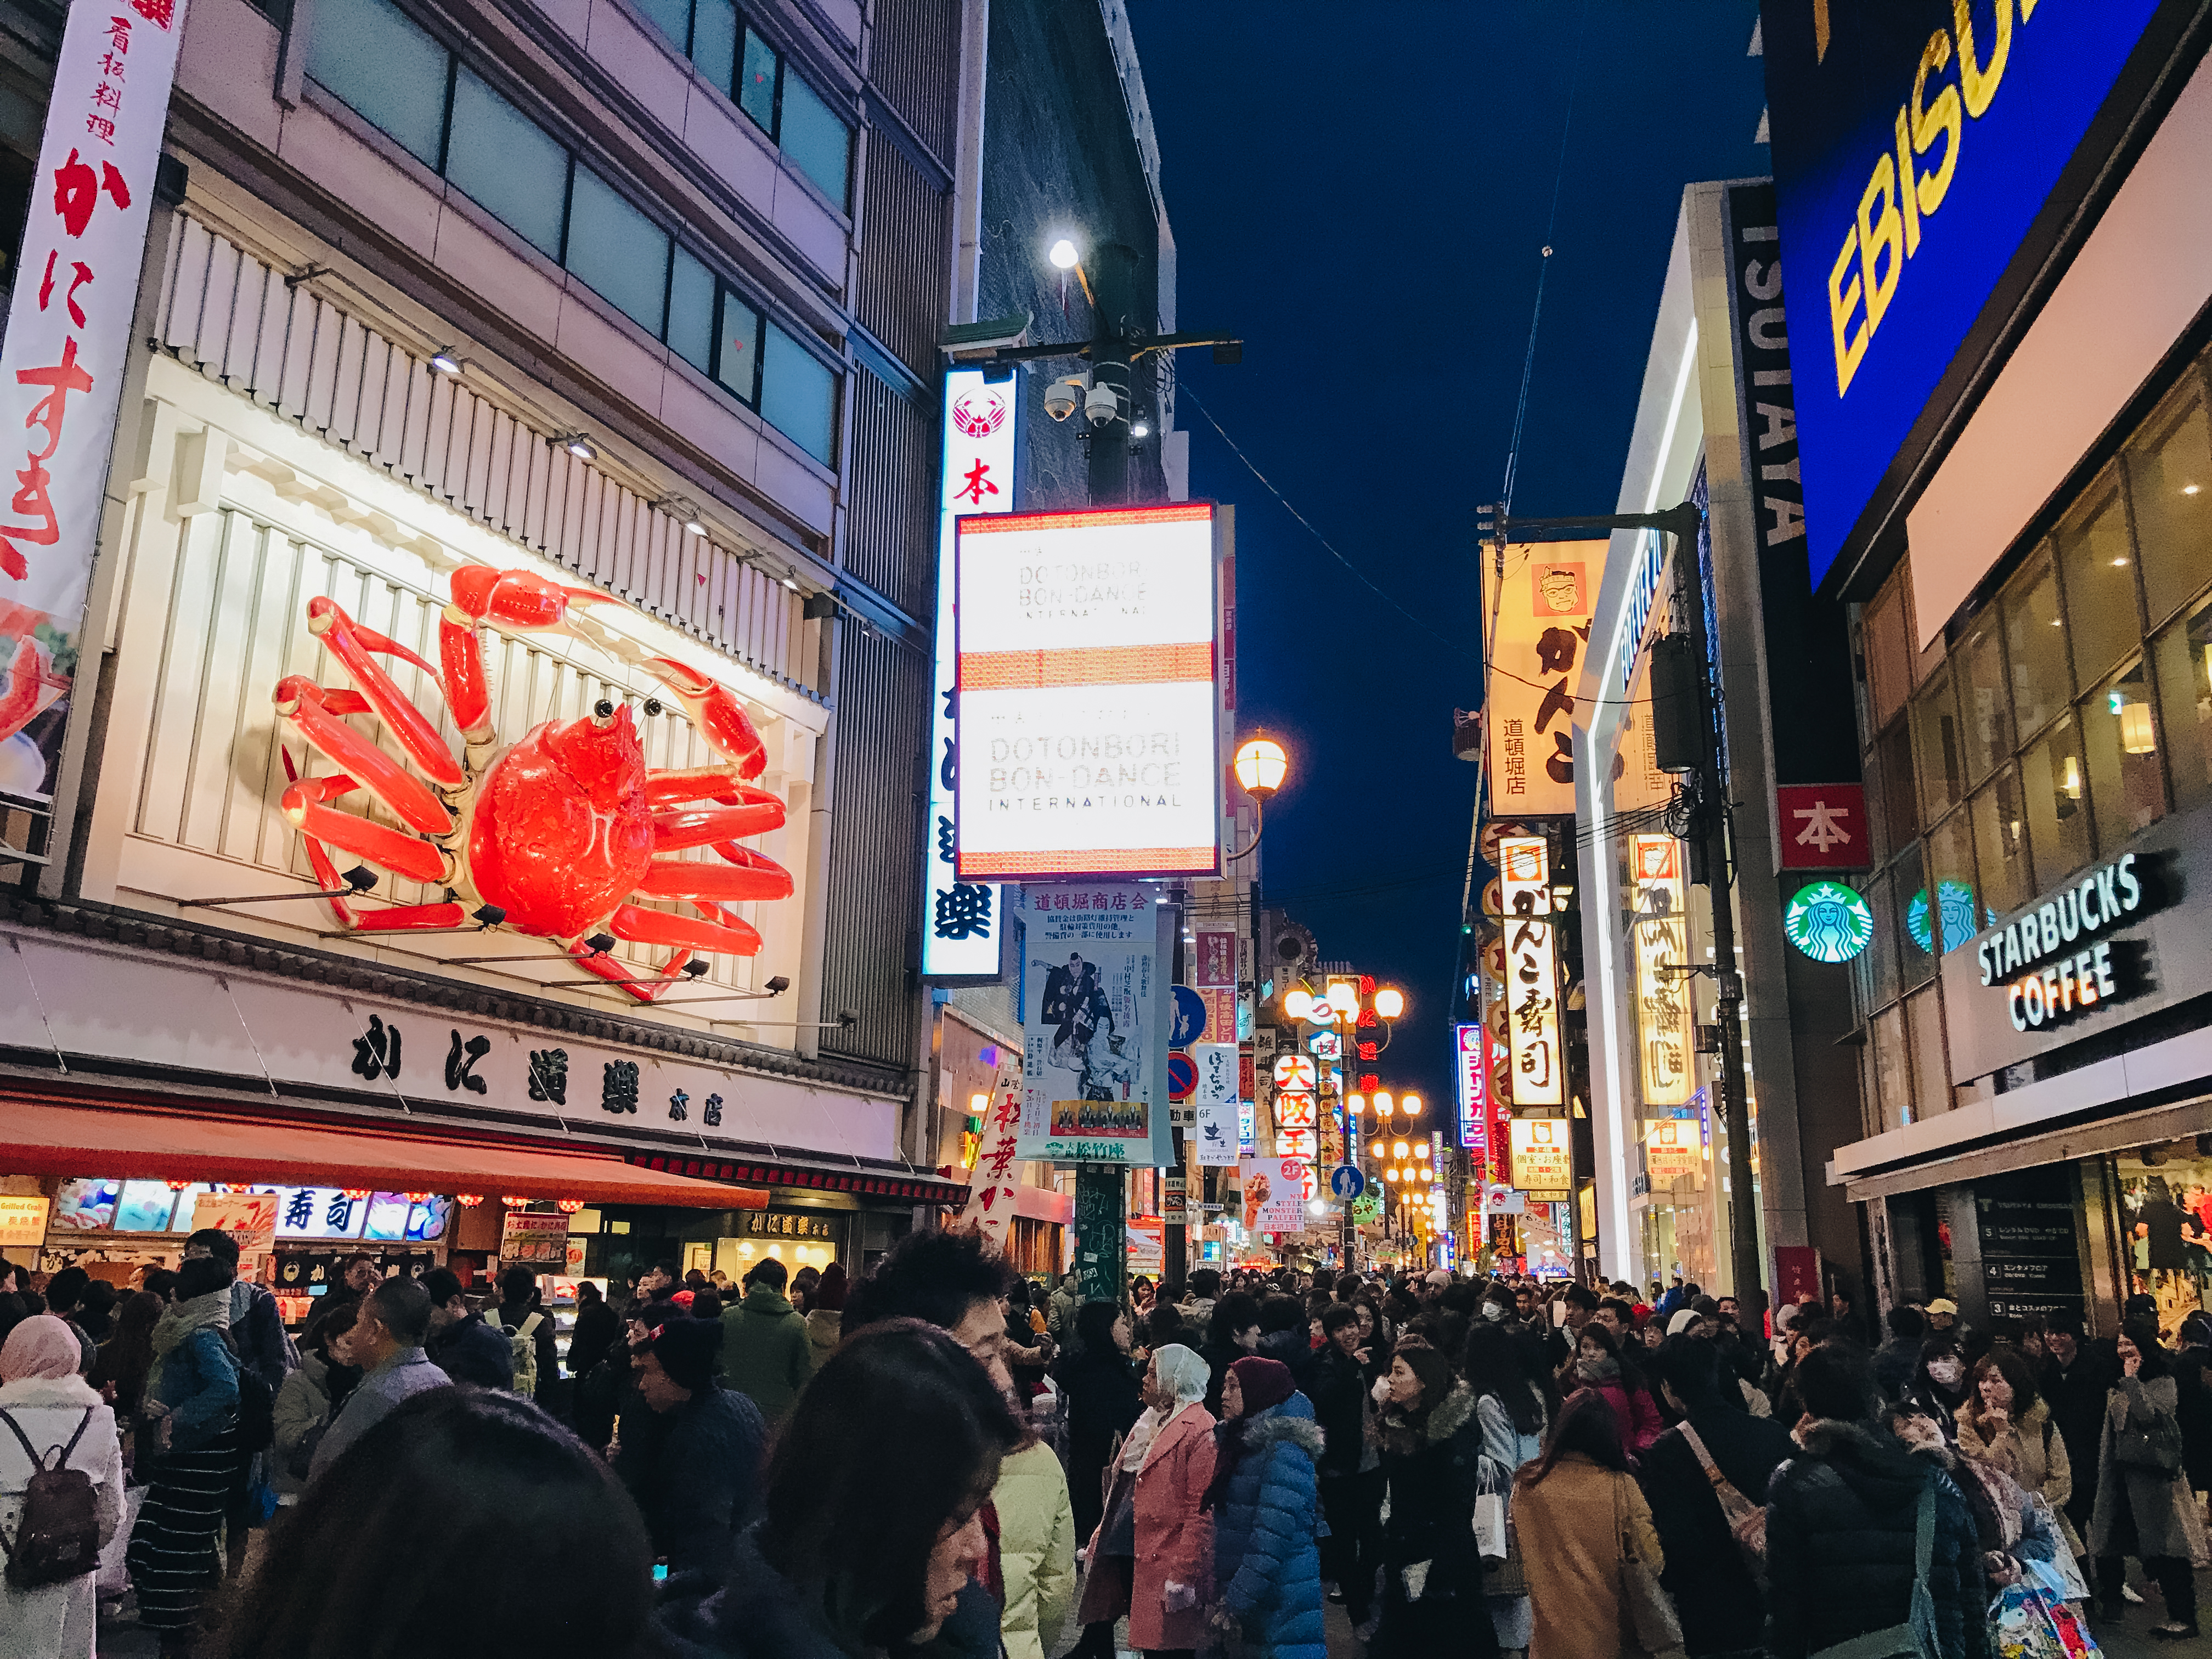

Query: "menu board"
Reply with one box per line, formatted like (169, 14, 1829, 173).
(49, 1179, 117, 1232)
(501, 1211, 568, 1265)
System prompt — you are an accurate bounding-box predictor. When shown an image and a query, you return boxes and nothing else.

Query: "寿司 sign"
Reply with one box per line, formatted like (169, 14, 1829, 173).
(953, 503, 1221, 880)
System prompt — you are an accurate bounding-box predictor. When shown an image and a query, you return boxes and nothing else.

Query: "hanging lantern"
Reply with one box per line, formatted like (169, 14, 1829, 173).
(403, 1192, 433, 1204)
(501, 1195, 529, 1209)
(342, 1189, 371, 1201)
(556, 1198, 585, 1214)
(166, 1180, 190, 1192)
(455, 1194, 484, 1207)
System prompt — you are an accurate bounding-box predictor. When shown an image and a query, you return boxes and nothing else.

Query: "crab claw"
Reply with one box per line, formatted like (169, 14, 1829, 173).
(0, 636, 49, 746)
(644, 657, 766, 781)
(445, 568, 608, 631)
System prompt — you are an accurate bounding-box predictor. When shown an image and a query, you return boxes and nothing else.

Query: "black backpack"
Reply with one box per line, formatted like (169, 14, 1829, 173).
(0, 1407, 98, 1587)
(219, 1329, 276, 1452)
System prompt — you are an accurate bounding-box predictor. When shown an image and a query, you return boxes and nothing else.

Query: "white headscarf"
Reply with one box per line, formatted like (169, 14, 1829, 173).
(1129, 1344, 1211, 1471)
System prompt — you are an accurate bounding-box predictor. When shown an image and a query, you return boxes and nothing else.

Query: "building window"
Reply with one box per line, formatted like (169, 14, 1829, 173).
(633, 0, 853, 207)
(306, 1, 840, 464)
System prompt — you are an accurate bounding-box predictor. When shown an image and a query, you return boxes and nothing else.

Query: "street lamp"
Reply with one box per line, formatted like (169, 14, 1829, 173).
(1228, 733, 1289, 862)
(1048, 238, 1080, 270)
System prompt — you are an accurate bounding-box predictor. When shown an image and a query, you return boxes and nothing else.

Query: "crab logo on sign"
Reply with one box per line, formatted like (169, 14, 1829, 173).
(950, 389, 1007, 439)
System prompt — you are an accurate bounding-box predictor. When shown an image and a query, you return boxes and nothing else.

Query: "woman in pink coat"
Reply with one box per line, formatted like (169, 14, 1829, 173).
(1075, 1342, 1217, 1656)
(1562, 1323, 1662, 1464)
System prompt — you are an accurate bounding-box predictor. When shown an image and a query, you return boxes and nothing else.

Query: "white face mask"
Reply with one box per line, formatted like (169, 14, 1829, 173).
(1927, 1359, 1964, 1387)
(1482, 1302, 1509, 1322)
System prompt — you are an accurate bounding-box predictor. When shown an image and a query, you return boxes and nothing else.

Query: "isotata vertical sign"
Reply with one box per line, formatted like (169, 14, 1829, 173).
(922, 369, 1019, 979)
(1497, 836, 1563, 1108)
(0, 0, 191, 814)
(1758, 0, 2170, 586)
(953, 502, 1222, 880)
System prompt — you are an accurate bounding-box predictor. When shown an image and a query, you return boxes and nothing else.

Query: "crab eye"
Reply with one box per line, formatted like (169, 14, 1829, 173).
(593, 699, 616, 720)
(643, 698, 663, 717)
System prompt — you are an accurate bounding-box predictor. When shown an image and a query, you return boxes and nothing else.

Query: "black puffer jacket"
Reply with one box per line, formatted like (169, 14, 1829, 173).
(1309, 1344, 1370, 1480)
(1764, 1418, 1981, 1659)
(1640, 1406, 1796, 1657)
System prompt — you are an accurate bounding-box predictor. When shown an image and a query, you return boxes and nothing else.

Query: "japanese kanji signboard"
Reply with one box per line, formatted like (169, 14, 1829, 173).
(1014, 883, 1172, 1167)
(1629, 834, 1695, 1108)
(1195, 931, 1235, 986)
(1193, 1092, 1239, 1166)
(1497, 835, 1563, 1108)
(1482, 542, 1602, 816)
(923, 369, 1018, 980)
(1508, 1117, 1571, 1198)
(1775, 782, 1867, 872)
(952, 1049, 1025, 1252)
(0, 0, 188, 810)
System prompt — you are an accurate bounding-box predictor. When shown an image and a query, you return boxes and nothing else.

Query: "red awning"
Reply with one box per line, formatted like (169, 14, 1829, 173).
(0, 1095, 753, 1207)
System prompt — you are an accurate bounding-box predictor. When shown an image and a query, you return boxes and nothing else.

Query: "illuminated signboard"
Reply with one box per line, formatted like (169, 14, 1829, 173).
(1786, 880, 1876, 963)
(1645, 1119, 1703, 1187)
(1760, 0, 2169, 585)
(1975, 853, 2147, 1031)
(1629, 835, 1695, 1107)
(1497, 836, 1562, 1107)
(922, 368, 1019, 978)
(1483, 547, 1602, 814)
(1454, 1023, 1486, 1158)
(953, 503, 1221, 879)
(1509, 1117, 1571, 1198)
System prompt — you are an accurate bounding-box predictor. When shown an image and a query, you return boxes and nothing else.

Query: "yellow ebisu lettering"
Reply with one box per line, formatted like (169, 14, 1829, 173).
(1827, 0, 2012, 397)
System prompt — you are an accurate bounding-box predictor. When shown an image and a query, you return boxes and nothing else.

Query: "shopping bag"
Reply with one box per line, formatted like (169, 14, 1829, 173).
(1990, 1582, 2102, 1659)
(93, 1482, 144, 1598)
(1473, 1489, 1507, 1560)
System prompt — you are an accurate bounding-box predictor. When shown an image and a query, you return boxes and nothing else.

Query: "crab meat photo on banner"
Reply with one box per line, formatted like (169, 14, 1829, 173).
(1014, 883, 1172, 1167)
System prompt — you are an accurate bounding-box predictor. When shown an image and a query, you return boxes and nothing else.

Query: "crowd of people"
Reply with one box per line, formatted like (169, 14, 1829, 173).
(0, 1238, 2207, 1658)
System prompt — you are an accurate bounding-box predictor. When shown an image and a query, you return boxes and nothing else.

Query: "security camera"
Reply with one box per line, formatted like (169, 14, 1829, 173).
(1084, 383, 1121, 428)
(1043, 376, 1083, 422)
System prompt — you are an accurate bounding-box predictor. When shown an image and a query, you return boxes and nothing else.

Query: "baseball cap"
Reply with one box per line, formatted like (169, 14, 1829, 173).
(1926, 1299, 1958, 1316)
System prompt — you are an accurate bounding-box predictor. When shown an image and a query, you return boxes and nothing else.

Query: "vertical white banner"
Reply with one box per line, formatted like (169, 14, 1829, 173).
(1498, 836, 1563, 1107)
(0, 0, 189, 804)
(922, 369, 1018, 977)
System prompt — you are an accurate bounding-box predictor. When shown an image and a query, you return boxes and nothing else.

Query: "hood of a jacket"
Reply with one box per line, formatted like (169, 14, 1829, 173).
(740, 1284, 795, 1317)
(1381, 1378, 1476, 1447)
(0, 1375, 102, 1411)
(1794, 1417, 1926, 1510)
(1240, 1393, 1326, 1463)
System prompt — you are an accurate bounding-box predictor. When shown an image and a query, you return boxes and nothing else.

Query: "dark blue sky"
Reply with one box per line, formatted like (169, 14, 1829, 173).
(1132, 2, 1769, 1108)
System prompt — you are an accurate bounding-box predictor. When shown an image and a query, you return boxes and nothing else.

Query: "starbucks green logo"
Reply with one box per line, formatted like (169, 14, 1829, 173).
(1784, 881, 1874, 964)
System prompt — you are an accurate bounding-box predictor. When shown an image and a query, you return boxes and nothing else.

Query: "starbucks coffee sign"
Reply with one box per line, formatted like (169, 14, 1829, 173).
(1974, 854, 2147, 1032)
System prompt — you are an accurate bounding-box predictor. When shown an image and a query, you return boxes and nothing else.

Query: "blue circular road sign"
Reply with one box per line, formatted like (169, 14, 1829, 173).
(1328, 1164, 1365, 1201)
(1171, 985, 1207, 1047)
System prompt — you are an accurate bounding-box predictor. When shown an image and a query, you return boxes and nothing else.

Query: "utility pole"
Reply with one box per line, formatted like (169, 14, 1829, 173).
(1491, 503, 1763, 1310)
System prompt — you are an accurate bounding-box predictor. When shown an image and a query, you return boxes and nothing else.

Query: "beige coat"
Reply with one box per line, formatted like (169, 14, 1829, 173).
(1955, 1394, 2081, 1556)
(1514, 1452, 1667, 1659)
(2088, 1376, 2210, 1565)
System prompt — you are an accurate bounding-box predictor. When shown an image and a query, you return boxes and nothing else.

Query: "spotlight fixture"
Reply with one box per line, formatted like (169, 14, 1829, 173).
(781, 574, 800, 591)
(341, 866, 379, 892)
(1130, 420, 1150, 439)
(765, 975, 792, 994)
(583, 932, 618, 954)
(682, 959, 711, 977)
(470, 904, 506, 927)
(428, 349, 464, 376)
(561, 434, 599, 461)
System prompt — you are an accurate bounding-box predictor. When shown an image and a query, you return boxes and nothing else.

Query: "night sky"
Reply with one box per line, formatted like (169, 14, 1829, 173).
(1131, 2, 1770, 1110)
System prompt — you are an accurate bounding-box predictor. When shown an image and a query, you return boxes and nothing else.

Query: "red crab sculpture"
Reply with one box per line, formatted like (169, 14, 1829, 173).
(272, 567, 791, 1003)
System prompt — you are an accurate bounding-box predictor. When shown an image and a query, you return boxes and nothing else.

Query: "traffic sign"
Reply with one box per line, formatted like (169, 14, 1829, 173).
(1329, 1164, 1365, 1201)
(1168, 1052, 1197, 1101)
(1171, 986, 1207, 1047)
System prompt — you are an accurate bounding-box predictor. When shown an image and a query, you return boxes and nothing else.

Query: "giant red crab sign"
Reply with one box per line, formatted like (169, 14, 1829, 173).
(272, 567, 792, 1003)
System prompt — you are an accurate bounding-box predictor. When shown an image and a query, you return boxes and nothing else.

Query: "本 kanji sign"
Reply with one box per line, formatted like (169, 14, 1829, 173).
(1482, 543, 1602, 815)
(923, 369, 1019, 979)
(1776, 782, 1867, 872)
(1497, 836, 1562, 1108)
(0, 0, 188, 811)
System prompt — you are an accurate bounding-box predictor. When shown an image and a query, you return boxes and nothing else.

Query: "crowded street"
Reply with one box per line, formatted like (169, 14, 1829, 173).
(3, 0, 2212, 1654)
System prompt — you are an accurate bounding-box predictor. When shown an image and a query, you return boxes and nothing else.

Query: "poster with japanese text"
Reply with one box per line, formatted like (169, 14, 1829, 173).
(0, 0, 189, 809)
(1193, 1093, 1239, 1166)
(1629, 834, 1695, 1107)
(1014, 883, 1172, 1167)
(1482, 542, 1602, 816)
(1239, 1154, 1308, 1232)
(952, 1049, 1025, 1251)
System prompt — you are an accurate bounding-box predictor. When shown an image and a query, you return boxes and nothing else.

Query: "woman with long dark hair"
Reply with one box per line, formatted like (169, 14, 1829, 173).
(88, 1289, 162, 1449)
(1562, 1321, 1661, 1463)
(1204, 1356, 1325, 1659)
(1056, 1300, 1144, 1545)
(1374, 1342, 1496, 1659)
(1905, 1334, 1972, 1439)
(659, 1317, 1024, 1657)
(233, 1387, 652, 1656)
(1512, 1389, 1667, 1659)
(2089, 1318, 2208, 1637)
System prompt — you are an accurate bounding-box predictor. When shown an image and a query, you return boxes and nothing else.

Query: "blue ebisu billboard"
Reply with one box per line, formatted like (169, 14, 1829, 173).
(1761, 0, 2170, 590)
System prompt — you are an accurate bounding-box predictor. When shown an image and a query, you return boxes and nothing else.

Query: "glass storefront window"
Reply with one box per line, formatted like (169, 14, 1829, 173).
(1873, 721, 1920, 861)
(2057, 482, 2143, 695)
(2081, 659, 2166, 849)
(1969, 761, 2033, 917)
(2111, 1141, 2212, 1332)
(1872, 1003, 1913, 1127)
(2126, 383, 2212, 629)
(2004, 550, 2072, 742)
(1893, 839, 1936, 989)
(1912, 665, 1966, 821)
(1904, 983, 1949, 1120)
(1957, 616, 2012, 786)
(1864, 575, 1916, 732)
(1865, 871, 1900, 1010)
(2149, 594, 2212, 813)
(2020, 712, 2094, 884)
(1923, 808, 1982, 953)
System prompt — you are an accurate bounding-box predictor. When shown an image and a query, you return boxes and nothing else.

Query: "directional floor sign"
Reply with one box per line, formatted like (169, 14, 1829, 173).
(1328, 1164, 1364, 1201)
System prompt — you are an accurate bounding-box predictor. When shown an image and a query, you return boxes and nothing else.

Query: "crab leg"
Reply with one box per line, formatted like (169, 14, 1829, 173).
(607, 902, 764, 956)
(634, 847, 794, 903)
(567, 939, 695, 1004)
(644, 768, 770, 809)
(440, 568, 608, 744)
(278, 751, 359, 929)
(651, 797, 786, 853)
(274, 679, 454, 837)
(345, 903, 471, 933)
(642, 658, 768, 781)
(279, 773, 449, 884)
(306, 598, 463, 787)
